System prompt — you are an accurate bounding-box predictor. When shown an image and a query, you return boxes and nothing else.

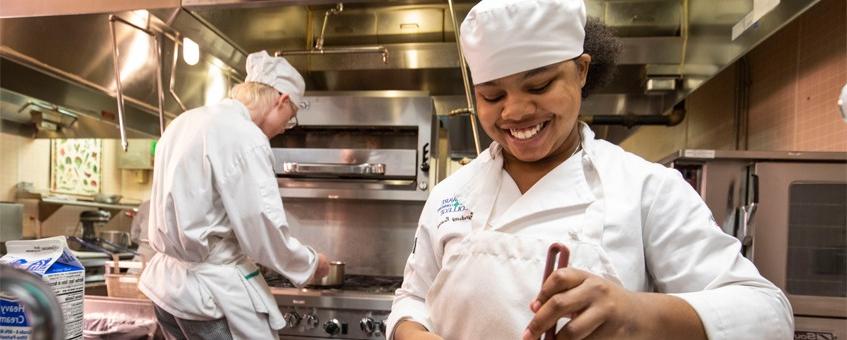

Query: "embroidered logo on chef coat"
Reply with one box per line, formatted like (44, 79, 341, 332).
(438, 197, 467, 215)
(436, 196, 473, 229)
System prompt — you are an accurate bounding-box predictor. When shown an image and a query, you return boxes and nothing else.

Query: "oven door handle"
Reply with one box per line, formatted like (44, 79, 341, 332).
(280, 162, 386, 176)
(739, 202, 757, 258)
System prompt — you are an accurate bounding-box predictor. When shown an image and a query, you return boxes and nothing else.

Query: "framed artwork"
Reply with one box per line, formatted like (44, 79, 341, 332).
(50, 139, 102, 196)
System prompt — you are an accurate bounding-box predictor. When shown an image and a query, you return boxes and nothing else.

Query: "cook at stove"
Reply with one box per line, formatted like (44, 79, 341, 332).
(139, 51, 331, 340)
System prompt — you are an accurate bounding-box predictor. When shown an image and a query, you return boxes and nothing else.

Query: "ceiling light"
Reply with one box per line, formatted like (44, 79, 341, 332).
(182, 37, 200, 66)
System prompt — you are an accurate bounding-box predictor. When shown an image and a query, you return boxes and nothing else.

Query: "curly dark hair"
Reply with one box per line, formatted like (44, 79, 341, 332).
(582, 17, 622, 98)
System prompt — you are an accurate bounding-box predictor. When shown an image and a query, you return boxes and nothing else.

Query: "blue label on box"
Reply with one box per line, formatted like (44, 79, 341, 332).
(46, 261, 80, 274)
(0, 299, 28, 327)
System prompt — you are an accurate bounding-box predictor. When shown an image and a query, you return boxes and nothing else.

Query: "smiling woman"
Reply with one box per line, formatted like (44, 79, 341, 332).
(387, 1, 793, 340)
(475, 58, 588, 185)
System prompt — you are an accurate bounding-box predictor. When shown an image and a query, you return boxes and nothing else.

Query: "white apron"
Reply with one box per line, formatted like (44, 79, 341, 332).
(425, 147, 622, 340)
(142, 247, 285, 339)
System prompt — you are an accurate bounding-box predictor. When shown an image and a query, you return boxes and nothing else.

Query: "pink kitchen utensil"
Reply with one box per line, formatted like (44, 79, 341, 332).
(542, 243, 570, 340)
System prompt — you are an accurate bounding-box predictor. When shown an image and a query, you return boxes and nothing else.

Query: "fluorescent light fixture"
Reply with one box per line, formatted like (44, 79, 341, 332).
(182, 37, 200, 66)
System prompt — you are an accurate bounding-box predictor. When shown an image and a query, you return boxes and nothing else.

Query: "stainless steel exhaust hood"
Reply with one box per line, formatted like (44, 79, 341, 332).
(0, 8, 245, 139)
(181, 0, 820, 142)
(0, 0, 822, 143)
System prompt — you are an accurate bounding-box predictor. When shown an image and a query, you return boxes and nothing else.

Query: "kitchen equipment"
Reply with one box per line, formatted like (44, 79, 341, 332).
(0, 202, 23, 253)
(99, 230, 130, 250)
(271, 92, 433, 202)
(79, 210, 111, 243)
(310, 261, 345, 287)
(69, 236, 118, 261)
(68, 235, 134, 285)
(73, 249, 136, 284)
(94, 193, 123, 204)
(268, 274, 400, 339)
(662, 150, 847, 338)
(259, 92, 430, 339)
(271, 92, 431, 279)
(543, 243, 570, 340)
(78, 230, 146, 300)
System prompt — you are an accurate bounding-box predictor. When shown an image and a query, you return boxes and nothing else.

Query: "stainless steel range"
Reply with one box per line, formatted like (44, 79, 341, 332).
(265, 92, 433, 339)
(268, 275, 400, 339)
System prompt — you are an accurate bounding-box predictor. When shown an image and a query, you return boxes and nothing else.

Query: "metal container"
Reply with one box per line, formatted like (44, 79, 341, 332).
(311, 261, 345, 287)
(99, 230, 130, 249)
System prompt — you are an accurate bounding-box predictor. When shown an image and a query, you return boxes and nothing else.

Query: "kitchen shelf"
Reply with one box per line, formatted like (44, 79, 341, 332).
(40, 197, 138, 211)
(16, 190, 139, 223)
(34, 197, 138, 222)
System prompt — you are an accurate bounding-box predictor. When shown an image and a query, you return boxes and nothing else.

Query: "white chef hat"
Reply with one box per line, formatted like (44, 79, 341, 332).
(244, 50, 308, 108)
(460, 0, 587, 84)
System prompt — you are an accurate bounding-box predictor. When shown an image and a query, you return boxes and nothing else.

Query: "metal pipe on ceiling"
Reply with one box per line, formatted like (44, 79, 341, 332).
(108, 15, 130, 152)
(276, 2, 389, 64)
(169, 34, 188, 112)
(109, 14, 178, 146)
(155, 33, 166, 136)
(316, 3, 343, 51)
(447, 0, 481, 156)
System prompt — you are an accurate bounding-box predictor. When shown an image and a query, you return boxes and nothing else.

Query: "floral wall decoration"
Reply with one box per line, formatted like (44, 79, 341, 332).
(50, 139, 102, 196)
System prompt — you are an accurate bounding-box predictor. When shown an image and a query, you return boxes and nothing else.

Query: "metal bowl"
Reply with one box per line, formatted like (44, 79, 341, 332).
(94, 194, 122, 204)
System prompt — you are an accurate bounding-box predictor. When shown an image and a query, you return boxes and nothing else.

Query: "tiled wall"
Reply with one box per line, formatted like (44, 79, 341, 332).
(621, 0, 847, 160)
(0, 125, 152, 238)
(748, 0, 847, 151)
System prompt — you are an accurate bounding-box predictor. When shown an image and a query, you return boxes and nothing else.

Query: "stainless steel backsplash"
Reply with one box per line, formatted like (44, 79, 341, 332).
(282, 198, 423, 277)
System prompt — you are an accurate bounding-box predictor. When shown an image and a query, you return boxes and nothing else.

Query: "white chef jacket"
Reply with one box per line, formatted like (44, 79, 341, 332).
(387, 123, 794, 339)
(138, 99, 318, 338)
(129, 200, 156, 262)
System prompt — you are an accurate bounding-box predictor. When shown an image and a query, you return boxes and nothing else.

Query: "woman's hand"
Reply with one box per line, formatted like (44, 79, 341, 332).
(394, 320, 444, 340)
(522, 268, 706, 340)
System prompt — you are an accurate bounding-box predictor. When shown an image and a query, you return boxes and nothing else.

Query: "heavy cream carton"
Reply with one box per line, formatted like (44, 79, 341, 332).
(0, 236, 84, 339)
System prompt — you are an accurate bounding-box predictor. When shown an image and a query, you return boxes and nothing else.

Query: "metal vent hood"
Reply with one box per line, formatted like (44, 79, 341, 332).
(182, 0, 820, 144)
(0, 7, 244, 139)
(0, 0, 821, 143)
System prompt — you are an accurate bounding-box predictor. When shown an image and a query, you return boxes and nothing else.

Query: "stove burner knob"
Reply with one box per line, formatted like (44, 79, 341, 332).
(324, 318, 342, 335)
(303, 313, 319, 330)
(283, 312, 300, 328)
(360, 317, 375, 335)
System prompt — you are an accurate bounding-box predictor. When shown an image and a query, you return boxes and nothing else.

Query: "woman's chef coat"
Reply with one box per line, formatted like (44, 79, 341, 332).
(386, 123, 793, 339)
(138, 99, 318, 339)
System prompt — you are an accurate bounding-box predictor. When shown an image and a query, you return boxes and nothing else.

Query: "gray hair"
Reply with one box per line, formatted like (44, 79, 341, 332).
(228, 82, 279, 116)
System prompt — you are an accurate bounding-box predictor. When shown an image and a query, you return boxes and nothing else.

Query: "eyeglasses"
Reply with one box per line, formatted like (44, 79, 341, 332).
(284, 98, 309, 130)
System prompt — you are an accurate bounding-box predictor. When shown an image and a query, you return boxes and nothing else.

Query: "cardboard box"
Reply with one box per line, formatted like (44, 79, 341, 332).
(0, 237, 84, 339)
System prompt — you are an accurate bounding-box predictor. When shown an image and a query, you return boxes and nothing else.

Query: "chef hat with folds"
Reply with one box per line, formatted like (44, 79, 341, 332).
(460, 0, 587, 85)
(244, 50, 308, 108)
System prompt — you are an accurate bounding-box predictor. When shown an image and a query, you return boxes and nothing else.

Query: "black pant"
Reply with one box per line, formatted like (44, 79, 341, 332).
(152, 305, 233, 340)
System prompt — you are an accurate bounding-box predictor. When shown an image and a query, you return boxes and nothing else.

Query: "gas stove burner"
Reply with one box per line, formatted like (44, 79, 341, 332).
(266, 274, 402, 294)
